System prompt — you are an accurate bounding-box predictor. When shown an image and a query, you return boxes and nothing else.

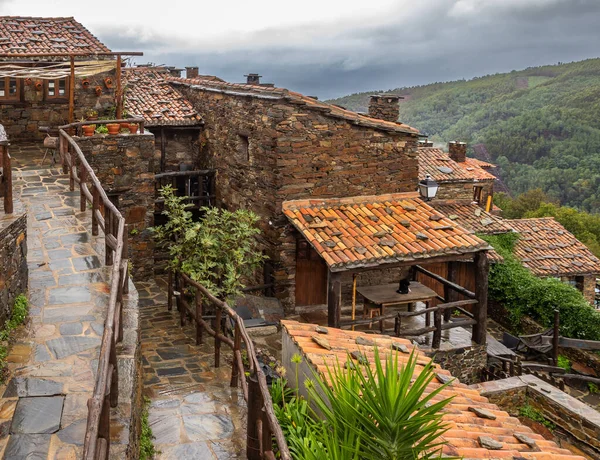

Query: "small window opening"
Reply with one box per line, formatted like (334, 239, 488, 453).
(237, 134, 249, 162)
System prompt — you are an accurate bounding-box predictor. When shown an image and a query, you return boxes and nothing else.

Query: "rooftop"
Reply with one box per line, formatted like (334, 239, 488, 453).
(282, 320, 585, 460)
(282, 192, 489, 272)
(168, 76, 420, 135)
(507, 217, 600, 277)
(431, 200, 512, 235)
(418, 147, 496, 182)
(0, 16, 110, 56)
(123, 67, 202, 127)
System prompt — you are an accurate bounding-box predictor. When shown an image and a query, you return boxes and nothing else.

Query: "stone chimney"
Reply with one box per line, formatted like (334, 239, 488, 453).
(420, 139, 434, 147)
(448, 141, 467, 163)
(245, 73, 261, 85)
(368, 95, 402, 123)
(185, 66, 199, 79)
(168, 67, 182, 78)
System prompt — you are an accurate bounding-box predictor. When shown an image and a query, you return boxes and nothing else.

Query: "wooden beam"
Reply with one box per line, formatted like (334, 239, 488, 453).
(1, 145, 13, 214)
(558, 337, 600, 351)
(444, 261, 459, 321)
(68, 56, 75, 123)
(327, 271, 342, 328)
(115, 55, 122, 119)
(332, 253, 474, 274)
(472, 251, 489, 345)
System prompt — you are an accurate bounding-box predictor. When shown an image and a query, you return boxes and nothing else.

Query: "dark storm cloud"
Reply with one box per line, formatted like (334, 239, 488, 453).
(100, 0, 600, 99)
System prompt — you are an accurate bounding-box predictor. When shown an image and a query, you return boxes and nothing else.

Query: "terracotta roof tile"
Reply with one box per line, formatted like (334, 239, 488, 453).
(432, 201, 512, 235)
(418, 147, 496, 182)
(507, 217, 600, 277)
(281, 320, 586, 460)
(283, 192, 490, 271)
(124, 67, 202, 127)
(0, 16, 110, 56)
(168, 76, 419, 135)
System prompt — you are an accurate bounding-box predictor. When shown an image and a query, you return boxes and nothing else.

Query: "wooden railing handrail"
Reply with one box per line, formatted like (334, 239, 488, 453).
(176, 272, 291, 460)
(414, 265, 476, 299)
(154, 169, 217, 179)
(58, 128, 129, 460)
(1, 142, 13, 214)
(59, 118, 145, 129)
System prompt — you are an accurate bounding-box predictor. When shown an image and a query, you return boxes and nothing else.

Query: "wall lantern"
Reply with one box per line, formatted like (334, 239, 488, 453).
(418, 174, 439, 201)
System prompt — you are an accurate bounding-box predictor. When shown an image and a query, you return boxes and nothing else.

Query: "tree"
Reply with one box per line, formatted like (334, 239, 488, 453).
(152, 185, 265, 301)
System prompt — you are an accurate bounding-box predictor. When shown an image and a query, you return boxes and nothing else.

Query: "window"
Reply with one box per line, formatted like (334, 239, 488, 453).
(46, 78, 68, 99)
(236, 134, 250, 163)
(473, 185, 483, 204)
(0, 78, 20, 101)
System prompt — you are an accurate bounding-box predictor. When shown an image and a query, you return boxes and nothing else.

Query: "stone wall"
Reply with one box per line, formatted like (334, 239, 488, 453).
(367, 95, 401, 122)
(474, 374, 600, 457)
(1, 68, 117, 141)
(0, 210, 27, 324)
(76, 133, 156, 279)
(434, 180, 494, 204)
(147, 126, 202, 173)
(180, 85, 419, 312)
(581, 274, 596, 304)
(426, 343, 487, 385)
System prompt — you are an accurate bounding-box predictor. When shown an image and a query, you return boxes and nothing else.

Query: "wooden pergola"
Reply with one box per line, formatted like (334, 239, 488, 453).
(0, 51, 143, 122)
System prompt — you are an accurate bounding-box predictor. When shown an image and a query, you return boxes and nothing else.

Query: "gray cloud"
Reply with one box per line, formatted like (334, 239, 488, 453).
(97, 0, 600, 98)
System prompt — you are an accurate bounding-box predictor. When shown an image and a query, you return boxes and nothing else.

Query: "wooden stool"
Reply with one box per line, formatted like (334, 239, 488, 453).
(363, 301, 382, 329)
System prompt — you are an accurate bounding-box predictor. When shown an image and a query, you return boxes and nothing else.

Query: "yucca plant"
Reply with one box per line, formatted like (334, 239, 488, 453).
(274, 348, 458, 460)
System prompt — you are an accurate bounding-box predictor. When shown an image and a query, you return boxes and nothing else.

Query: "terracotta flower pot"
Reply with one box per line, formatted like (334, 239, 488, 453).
(82, 125, 96, 137)
(95, 86, 103, 96)
(120, 122, 130, 130)
(82, 78, 90, 89)
(104, 77, 113, 89)
(34, 81, 43, 91)
(106, 123, 120, 135)
(128, 124, 138, 134)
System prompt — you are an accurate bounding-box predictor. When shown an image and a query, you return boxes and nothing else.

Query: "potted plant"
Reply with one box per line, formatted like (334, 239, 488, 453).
(128, 123, 138, 134)
(82, 124, 96, 137)
(81, 77, 90, 89)
(34, 81, 43, 91)
(104, 77, 113, 89)
(95, 125, 108, 135)
(95, 86, 103, 96)
(106, 123, 120, 135)
(85, 109, 98, 121)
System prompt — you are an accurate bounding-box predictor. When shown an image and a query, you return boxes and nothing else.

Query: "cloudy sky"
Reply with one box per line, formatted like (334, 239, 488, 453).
(2, 0, 599, 98)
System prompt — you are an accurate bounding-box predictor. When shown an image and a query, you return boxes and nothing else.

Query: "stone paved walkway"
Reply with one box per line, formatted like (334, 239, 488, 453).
(138, 279, 246, 459)
(0, 144, 134, 459)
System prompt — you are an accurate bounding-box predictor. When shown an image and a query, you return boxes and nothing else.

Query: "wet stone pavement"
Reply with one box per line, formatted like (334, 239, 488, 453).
(138, 279, 246, 459)
(0, 144, 132, 459)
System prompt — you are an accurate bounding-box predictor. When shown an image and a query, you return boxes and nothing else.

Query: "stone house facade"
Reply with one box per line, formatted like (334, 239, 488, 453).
(0, 17, 118, 141)
(169, 78, 421, 312)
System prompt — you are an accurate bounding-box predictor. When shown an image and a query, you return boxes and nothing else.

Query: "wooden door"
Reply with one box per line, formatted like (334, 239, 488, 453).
(295, 239, 328, 306)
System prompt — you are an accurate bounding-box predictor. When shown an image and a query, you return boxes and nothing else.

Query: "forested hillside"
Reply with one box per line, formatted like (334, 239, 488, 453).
(328, 59, 600, 212)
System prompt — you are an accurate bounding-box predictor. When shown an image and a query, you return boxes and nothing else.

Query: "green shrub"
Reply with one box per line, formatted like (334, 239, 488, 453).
(479, 233, 600, 340)
(589, 382, 599, 394)
(0, 294, 29, 382)
(139, 396, 157, 460)
(556, 355, 571, 372)
(272, 349, 458, 460)
(519, 404, 555, 430)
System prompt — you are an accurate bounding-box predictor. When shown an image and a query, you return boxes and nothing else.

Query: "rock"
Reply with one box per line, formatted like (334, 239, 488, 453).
(416, 233, 429, 240)
(435, 373, 454, 385)
(4, 434, 51, 459)
(311, 335, 331, 350)
(350, 351, 368, 365)
(478, 436, 503, 450)
(514, 432, 537, 449)
(3, 377, 63, 398)
(59, 322, 84, 336)
(355, 336, 375, 347)
(391, 342, 410, 353)
(56, 419, 86, 446)
(46, 336, 101, 359)
(468, 406, 496, 420)
(11, 396, 64, 434)
(315, 326, 328, 334)
(429, 214, 443, 221)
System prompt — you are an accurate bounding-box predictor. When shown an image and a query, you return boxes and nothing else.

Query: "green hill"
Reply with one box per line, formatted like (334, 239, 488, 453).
(328, 59, 600, 212)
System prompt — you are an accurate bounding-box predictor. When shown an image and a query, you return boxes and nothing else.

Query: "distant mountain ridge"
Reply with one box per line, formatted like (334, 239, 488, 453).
(327, 58, 600, 212)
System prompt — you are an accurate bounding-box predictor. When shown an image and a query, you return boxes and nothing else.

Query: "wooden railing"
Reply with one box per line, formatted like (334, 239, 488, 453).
(64, 118, 145, 137)
(0, 124, 13, 214)
(170, 271, 291, 460)
(57, 123, 130, 460)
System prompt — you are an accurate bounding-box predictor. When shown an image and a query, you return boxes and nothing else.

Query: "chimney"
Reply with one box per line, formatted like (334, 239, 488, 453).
(185, 66, 199, 79)
(168, 67, 182, 78)
(448, 141, 467, 163)
(419, 139, 434, 147)
(245, 73, 262, 85)
(368, 95, 402, 123)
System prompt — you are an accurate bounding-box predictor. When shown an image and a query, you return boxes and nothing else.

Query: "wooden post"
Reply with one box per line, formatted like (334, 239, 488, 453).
(79, 162, 87, 212)
(553, 309, 560, 366)
(122, 223, 129, 295)
(1, 145, 13, 214)
(195, 290, 203, 345)
(115, 55, 122, 119)
(214, 307, 222, 368)
(432, 309, 442, 349)
(60, 134, 69, 175)
(69, 147, 75, 191)
(105, 210, 113, 266)
(109, 344, 119, 408)
(444, 261, 459, 321)
(167, 270, 173, 311)
(472, 251, 489, 345)
(351, 273, 357, 331)
(68, 56, 75, 123)
(246, 373, 263, 460)
(92, 187, 99, 236)
(230, 322, 241, 387)
(327, 271, 342, 328)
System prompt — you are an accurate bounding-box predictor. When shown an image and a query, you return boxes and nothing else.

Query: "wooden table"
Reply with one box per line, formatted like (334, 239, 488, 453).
(356, 282, 438, 331)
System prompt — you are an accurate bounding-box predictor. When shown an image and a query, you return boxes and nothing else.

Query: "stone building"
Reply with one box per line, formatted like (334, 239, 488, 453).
(0, 16, 119, 140)
(123, 66, 203, 172)
(507, 217, 600, 304)
(167, 78, 424, 312)
(418, 141, 497, 208)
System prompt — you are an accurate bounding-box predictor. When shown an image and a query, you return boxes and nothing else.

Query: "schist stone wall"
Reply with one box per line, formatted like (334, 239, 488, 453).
(146, 127, 202, 172)
(75, 133, 156, 279)
(426, 343, 487, 385)
(434, 181, 494, 204)
(179, 85, 419, 312)
(1, 68, 117, 141)
(0, 210, 27, 324)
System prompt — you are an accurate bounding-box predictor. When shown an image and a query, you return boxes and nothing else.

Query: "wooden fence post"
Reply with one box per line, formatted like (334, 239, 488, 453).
(92, 187, 99, 236)
(553, 309, 560, 366)
(246, 373, 263, 460)
(231, 322, 241, 387)
(214, 307, 222, 368)
(122, 225, 129, 295)
(432, 310, 442, 349)
(79, 161, 87, 212)
(195, 290, 203, 345)
(444, 261, 459, 321)
(69, 147, 75, 191)
(472, 251, 489, 345)
(105, 210, 113, 266)
(1, 145, 13, 214)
